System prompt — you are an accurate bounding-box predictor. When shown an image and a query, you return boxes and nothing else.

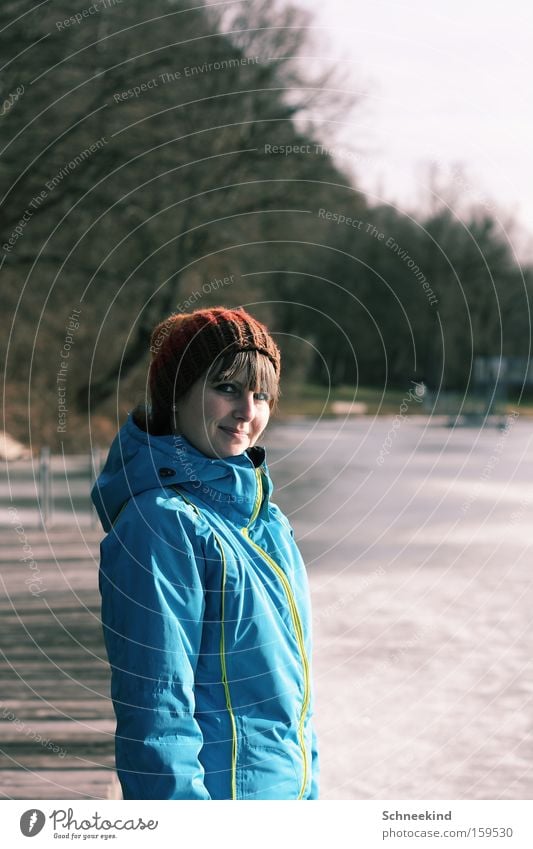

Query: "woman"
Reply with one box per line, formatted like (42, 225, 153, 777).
(91, 306, 319, 800)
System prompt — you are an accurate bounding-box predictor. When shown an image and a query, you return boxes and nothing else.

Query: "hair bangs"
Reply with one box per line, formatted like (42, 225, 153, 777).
(208, 349, 279, 405)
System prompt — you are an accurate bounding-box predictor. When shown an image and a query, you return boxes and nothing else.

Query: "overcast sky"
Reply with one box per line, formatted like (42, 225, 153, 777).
(294, 0, 532, 256)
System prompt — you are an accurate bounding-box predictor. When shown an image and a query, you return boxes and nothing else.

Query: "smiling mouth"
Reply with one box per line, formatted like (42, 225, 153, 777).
(219, 427, 249, 438)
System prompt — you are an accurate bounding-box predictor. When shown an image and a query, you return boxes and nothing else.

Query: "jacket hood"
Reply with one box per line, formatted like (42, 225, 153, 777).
(91, 412, 272, 532)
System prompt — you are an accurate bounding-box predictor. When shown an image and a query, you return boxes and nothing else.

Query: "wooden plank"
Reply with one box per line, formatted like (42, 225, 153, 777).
(0, 518, 118, 800)
(0, 770, 119, 800)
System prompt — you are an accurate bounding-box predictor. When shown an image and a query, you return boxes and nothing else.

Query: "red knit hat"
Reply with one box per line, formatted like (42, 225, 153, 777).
(149, 307, 281, 408)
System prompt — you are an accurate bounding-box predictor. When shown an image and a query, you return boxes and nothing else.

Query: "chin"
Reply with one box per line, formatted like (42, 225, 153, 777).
(224, 445, 248, 457)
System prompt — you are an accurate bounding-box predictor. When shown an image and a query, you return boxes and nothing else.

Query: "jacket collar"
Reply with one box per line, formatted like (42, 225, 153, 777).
(91, 412, 272, 530)
(169, 432, 271, 525)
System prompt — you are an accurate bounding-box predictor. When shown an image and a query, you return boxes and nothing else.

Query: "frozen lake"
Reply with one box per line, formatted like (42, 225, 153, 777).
(266, 415, 533, 799)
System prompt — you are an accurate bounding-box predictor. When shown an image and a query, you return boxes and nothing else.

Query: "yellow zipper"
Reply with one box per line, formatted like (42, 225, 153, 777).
(242, 470, 311, 800)
(249, 467, 263, 524)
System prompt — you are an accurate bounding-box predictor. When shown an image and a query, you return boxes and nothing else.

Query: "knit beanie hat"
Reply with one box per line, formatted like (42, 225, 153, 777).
(148, 307, 281, 411)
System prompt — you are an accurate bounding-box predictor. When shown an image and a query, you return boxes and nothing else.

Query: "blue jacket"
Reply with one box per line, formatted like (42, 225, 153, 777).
(91, 413, 319, 800)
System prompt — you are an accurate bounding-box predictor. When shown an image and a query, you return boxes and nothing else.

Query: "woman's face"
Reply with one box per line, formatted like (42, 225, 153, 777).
(173, 369, 272, 458)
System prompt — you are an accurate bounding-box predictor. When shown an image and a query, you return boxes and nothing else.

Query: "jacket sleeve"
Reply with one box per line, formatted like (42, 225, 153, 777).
(99, 497, 211, 800)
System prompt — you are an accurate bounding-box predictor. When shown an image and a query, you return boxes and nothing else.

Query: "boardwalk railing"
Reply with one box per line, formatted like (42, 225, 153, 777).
(31, 448, 105, 530)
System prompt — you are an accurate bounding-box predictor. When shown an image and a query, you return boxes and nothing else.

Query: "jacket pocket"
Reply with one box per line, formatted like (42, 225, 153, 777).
(236, 716, 302, 800)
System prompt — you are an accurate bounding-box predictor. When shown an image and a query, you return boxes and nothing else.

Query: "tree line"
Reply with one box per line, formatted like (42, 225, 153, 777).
(1, 0, 530, 447)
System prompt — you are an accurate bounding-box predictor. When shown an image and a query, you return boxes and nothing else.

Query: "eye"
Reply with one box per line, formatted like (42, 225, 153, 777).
(214, 382, 238, 394)
(254, 390, 271, 402)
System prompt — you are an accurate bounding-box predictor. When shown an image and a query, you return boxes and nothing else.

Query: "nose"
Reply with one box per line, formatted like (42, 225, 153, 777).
(233, 390, 255, 421)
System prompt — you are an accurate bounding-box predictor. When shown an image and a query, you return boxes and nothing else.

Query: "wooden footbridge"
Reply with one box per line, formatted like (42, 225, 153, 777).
(0, 453, 120, 800)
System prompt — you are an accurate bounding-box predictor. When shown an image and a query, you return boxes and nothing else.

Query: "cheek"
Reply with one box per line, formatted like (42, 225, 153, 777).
(257, 406, 270, 431)
(206, 396, 229, 419)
